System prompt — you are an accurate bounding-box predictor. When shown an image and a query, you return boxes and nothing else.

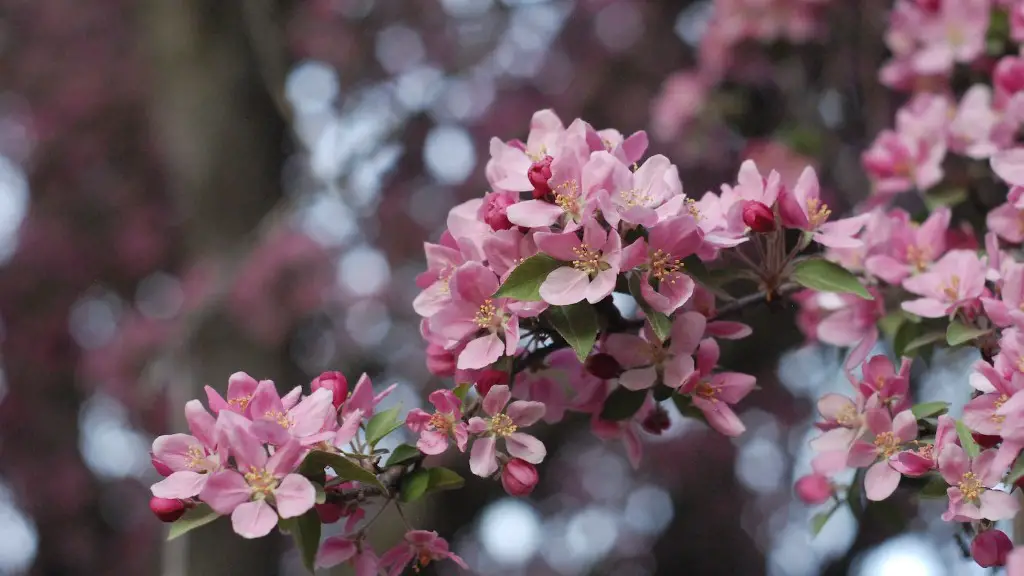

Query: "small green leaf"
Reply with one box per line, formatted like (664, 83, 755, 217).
(427, 467, 465, 491)
(1006, 454, 1024, 486)
(453, 383, 471, 404)
(671, 393, 708, 422)
(791, 258, 873, 300)
(384, 443, 422, 468)
(946, 321, 991, 347)
(314, 482, 327, 505)
(911, 401, 950, 420)
(847, 469, 865, 519)
(289, 509, 321, 574)
(365, 405, 403, 447)
(628, 274, 672, 342)
(923, 187, 967, 211)
(878, 311, 907, 340)
(299, 450, 386, 492)
(600, 387, 648, 421)
(399, 469, 431, 503)
(893, 320, 922, 358)
(956, 420, 980, 459)
(919, 474, 949, 499)
(903, 332, 946, 355)
(167, 504, 220, 541)
(544, 302, 599, 362)
(810, 506, 837, 536)
(493, 254, 562, 301)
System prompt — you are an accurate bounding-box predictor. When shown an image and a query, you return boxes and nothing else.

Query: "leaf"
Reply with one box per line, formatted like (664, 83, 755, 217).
(453, 383, 471, 404)
(167, 504, 220, 541)
(299, 450, 386, 492)
(427, 467, 465, 492)
(919, 474, 949, 499)
(365, 405, 403, 447)
(956, 420, 980, 459)
(903, 331, 946, 356)
(628, 274, 672, 342)
(314, 482, 327, 505)
(878, 311, 907, 340)
(911, 401, 950, 420)
(600, 386, 648, 421)
(493, 254, 562, 301)
(847, 469, 865, 519)
(544, 302, 599, 362)
(924, 187, 967, 211)
(289, 509, 321, 574)
(946, 321, 991, 347)
(791, 258, 873, 300)
(671, 393, 706, 422)
(1006, 454, 1024, 487)
(399, 469, 431, 503)
(384, 443, 422, 468)
(810, 506, 837, 536)
(893, 321, 922, 358)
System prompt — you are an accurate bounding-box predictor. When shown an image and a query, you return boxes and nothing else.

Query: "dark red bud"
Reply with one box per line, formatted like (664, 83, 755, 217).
(973, 432, 1002, 449)
(311, 371, 349, 408)
(641, 405, 671, 435)
(481, 192, 517, 231)
(528, 156, 554, 200)
(501, 458, 539, 497)
(742, 200, 775, 233)
(475, 369, 506, 398)
(972, 529, 1013, 568)
(151, 454, 173, 477)
(315, 503, 345, 524)
(150, 497, 186, 523)
(585, 353, 623, 380)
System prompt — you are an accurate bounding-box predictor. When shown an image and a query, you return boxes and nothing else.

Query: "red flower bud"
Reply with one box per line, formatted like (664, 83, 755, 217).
(480, 191, 517, 231)
(973, 432, 1002, 449)
(794, 473, 832, 505)
(995, 57, 1024, 98)
(475, 369, 506, 398)
(311, 371, 349, 408)
(742, 200, 775, 233)
(641, 405, 671, 435)
(502, 458, 539, 497)
(585, 353, 622, 380)
(150, 497, 186, 523)
(528, 156, 554, 199)
(972, 529, 1013, 568)
(151, 453, 173, 477)
(426, 344, 456, 377)
(315, 502, 345, 524)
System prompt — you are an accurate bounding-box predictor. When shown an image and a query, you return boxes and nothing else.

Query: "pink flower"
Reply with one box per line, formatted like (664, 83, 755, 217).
(742, 201, 775, 233)
(948, 85, 1017, 159)
(150, 400, 220, 499)
(341, 373, 398, 420)
(429, 262, 520, 370)
(310, 371, 348, 409)
(650, 71, 708, 142)
(1008, 545, 1024, 576)
(864, 207, 950, 284)
(405, 390, 469, 455)
(204, 371, 262, 417)
(794, 474, 833, 505)
(983, 262, 1024, 328)
(811, 290, 884, 355)
(248, 380, 336, 446)
(200, 414, 316, 539)
(379, 530, 468, 576)
(856, 355, 912, 412)
(485, 109, 572, 192)
(901, 249, 986, 318)
(938, 444, 1018, 522)
(972, 529, 1014, 568)
(316, 537, 381, 574)
(589, 152, 684, 228)
(604, 311, 705, 391)
(535, 220, 622, 305)
(467, 385, 546, 477)
(964, 361, 1024, 435)
(502, 458, 539, 497)
(720, 160, 781, 227)
(846, 408, 917, 501)
(680, 337, 756, 437)
(478, 191, 518, 231)
(810, 392, 871, 453)
(413, 232, 467, 318)
(911, 0, 989, 75)
(505, 140, 594, 229)
(778, 167, 869, 248)
(892, 414, 957, 476)
(619, 215, 703, 314)
(862, 129, 945, 194)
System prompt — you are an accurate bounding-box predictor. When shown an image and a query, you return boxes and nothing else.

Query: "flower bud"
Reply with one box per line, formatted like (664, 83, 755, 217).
(150, 497, 186, 523)
(972, 529, 1013, 568)
(528, 156, 554, 199)
(995, 56, 1024, 97)
(315, 502, 345, 524)
(742, 200, 775, 233)
(501, 458, 539, 497)
(426, 344, 456, 377)
(311, 371, 349, 408)
(641, 405, 671, 435)
(480, 191, 517, 231)
(151, 453, 173, 477)
(585, 353, 622, 380)
(475, 369, 506, 398)
(973, 432, 1002, 449)
(794, 473, 832, 505)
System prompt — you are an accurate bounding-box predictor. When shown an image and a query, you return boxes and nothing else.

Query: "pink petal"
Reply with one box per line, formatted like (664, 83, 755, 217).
(699, 402, 745, 437)
(467, 417, 488, 434)
(669, 311, 707, 356)
(713, 372, 756, 403)
(151, 471, 207, 499)
(273, 474, 316, 519)
(892, 410, 918, 442)
(200, 470, 251, 515)
(507, 400, 546, 427)
(184, 401, 217, 449)
(605, 333, 655, 368)
(980, 489, 1020, 521)
(664, 355, 695, 389)
(457, 333, 506, 370)
(483, 385, 511, 416)
(316, 537, 357, 569)
(231, 500, 278, 539)
(619, 367, 658, 391)
(939, 444, 970, 485)
(864, 461, 901, 501)
(817, 393, 855, 421)
(539, 267, 591, 305)
(152, 434, 202, 471)
(506, 200, 563, 228)
(585, 270, 617, 304)
(847, 441, 880, 468)
(249, 380, 284, 422)
(810, 428, 857, 452)
(469, 436, 499, 477)
(417, 430, 449, 455)
(506, 432, 547, 463)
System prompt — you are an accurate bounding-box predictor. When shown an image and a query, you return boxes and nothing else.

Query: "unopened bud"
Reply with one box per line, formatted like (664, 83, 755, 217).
(150, 497, 187, 523)
(794, 473, 832, 505)
(501, 458, 539, 497)
(475, 369, 506, 398)
(151, 454, 173, 477)
(742, 200, 776, 233)
(972, 529, 1013, 568)
(480, 192, 517, 231)
(641, 405, 671, 435)
(973, 432, 1002, 449)
(315, 502, 345, 524)
(311, 371, 349, 408)
(528, 156, 554, 199)
(586, 353, 623, 380)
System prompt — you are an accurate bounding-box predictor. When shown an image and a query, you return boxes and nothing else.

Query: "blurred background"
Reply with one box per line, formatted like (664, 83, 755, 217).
(0, 0, 996, 574)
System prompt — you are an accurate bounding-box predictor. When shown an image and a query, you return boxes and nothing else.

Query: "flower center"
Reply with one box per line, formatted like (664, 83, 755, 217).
(915, 442, 934, 461)
(186, 446, 206, 470)
(806, 197, 831, 228)
(958, 471, 983, 502)
(413, 550, 434, 572)
(428, 412, 454, 433)
(649, 249, 683, 282)
(572, 243, 604, 276)
(265, 410, 293, 429)
(439, 266, 455, 295)
(942, 275, 961, 300)
(475, 299, 499, 329)
(489, 413, 518, 437)
(686, 198, 701, 221)
(873, 431, 900, 458)
(526, 144, 548, 163)
(244, 467, 279, 497)
(993, 394, 1010, 424)
(835, 405, 858, 427)
(905, 244, 929, 272)
(553, 180, 581, 216)
(620, 187, 654, 208)
(229, 394, 253, 411)
(696, 381, 717, 402)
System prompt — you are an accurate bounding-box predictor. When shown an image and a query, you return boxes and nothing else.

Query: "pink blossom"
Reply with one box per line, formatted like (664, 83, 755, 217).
(429, 262, 520, 370)
(316, 537, 381, 574)
(864, 207, 950, 283)
(892, 414, 957, 476)
(862, 129, 945, 194)
(964, 361, 1024, 435)
(248, 380, 335, 446)
(794, 474, 833, 505)
(379, 530, 468, 576)
(485, 109, 569, 193)
(204, 371, 262, 417)
(478, 191, 518, 231)
(811, 290, 884, 357)
(983, 262, 1024, 328)
(150, 399, 220, 499)
(200, 414, 315, 539)
(650, 71, 708, 142)
(901, 249, 986, 317)
(846, 408, 917, 501)
(604, 311, 705, 391)
(413, 232, 468, 318)
(405, 390, 469, 455)
(720, 160, 782, 229)
(856, 355, 912, 412)
(467, 385, 546, 477)
(938, 444, 1018, 522)
(535, 220, 622, 305)
(948, 85, 1017, 159)
(683, 285, 753, 340)
(505, 139, 594, 229)
(810, 392, 870, 452)
(778, 167, 869, 247)
(341, 373, 397, 420)
(680, 337, 756, 437)
(619, 215, 703, 314)
(310, 371, 348, 409)
(590, 152, 685, 228)
(911, 0, 989, 75)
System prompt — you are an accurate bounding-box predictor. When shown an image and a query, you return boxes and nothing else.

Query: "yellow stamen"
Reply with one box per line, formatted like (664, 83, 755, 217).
(958, 471, 983, 502)
(649, 249, 682, 283)
(572, 243, 604, 276)
(942, 275, 960, 300)
(553, 180, 580, 215)
(489, 413, 518, 437)
(873, 431, 900, 458)
(806, 197, 831, 228)
(474, 299, 498, 329)
(244, 467, 278, 497)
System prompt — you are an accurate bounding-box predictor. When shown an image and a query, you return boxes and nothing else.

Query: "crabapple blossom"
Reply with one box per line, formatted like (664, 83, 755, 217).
(847, 408, 917, 501)
(379, 530, 467, 576)
(405, 390, 469, 455)
(468, 385, 546, 477)
(901, 249, 987, 318)
(938, 445, 1019, 522)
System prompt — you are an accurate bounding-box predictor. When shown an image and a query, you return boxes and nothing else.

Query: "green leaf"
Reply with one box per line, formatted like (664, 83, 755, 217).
(314, 482, 327, 505)
(544, 302, 599, 362)
(878, 311, 907, 340)
(600, 386, 648, 421)
(919, 474, 949, 499)
(1006, 454, 1024, 487)
(946, 321, 991, 347)
(399, 469, 431, 503)
(956, 420, 980, 459)
(847, 469, 865, 519)
(299, 450, 386, 492)
(453, 383, 471, 404)
(790, 258, 872, 300)
(628, 274, 672, 342)
(911, 401, 950, 420)
(903, 332, 946, 355)
(893, 321, 922, 358)
(924, 187, 967, 211)
(289, 509, 321, 574)
(427, 467, 465, 491)
(384, 443, 422, 468)
(493, 254, 562, 301)
(167, 504, 220, 541)
(365, 405, 403, 447)
(671, 393, 708, 422)
(810, 506, 837, 536)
